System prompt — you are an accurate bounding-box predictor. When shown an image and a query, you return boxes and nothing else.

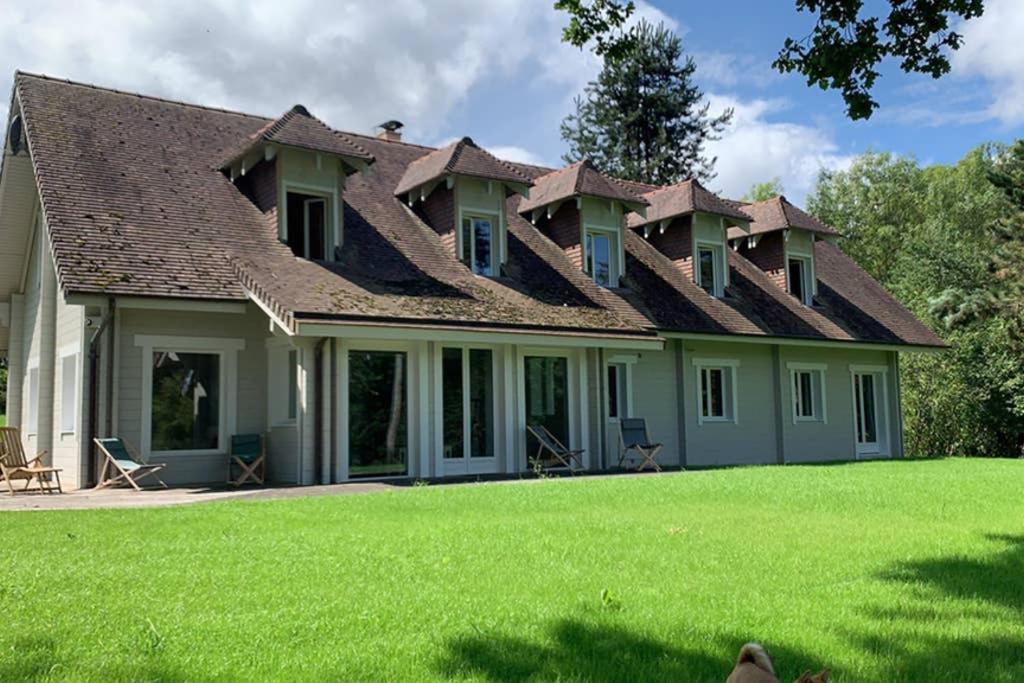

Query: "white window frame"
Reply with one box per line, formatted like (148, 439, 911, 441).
(605, 354, 636, 421)
(583, 223, 621, 288)
(266, 338, 299, 428)
(692, 358, 740, 425)
(695, 241, 725, 297)
(787, 362, 828, 424)
(26, 361, 39, 436)
(136, 335, 243, 458)
(786, 252, 814, 305)
(434, 344, 500, 471)
(849, 364, 890, 457)
(282, 181, 339, 261)
(59, 346, 79, 435)
(458, 208, 500, 276)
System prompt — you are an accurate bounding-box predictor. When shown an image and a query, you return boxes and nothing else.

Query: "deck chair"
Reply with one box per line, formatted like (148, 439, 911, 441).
(0, 427, 62, 495)
(527, 424, 585, 474)
(618, 418, 663, 472)
(228, 433, 266, 487)
(94, 437, 167, 491)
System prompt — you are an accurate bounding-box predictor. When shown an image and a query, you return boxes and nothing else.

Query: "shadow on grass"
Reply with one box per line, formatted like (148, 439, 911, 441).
(434, 619, 827, 682)
(0, 634, 186, 682)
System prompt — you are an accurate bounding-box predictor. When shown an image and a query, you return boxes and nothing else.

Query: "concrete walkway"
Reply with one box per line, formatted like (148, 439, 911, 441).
(0, 481, 400, 511)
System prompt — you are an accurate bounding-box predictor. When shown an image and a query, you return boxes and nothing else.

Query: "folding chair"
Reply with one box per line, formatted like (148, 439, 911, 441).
(0, 427, 63, 495)
(618, 418, 663, 472)
(526, 424, 585, 474)
(94, 437, 168, 491)
(228, 433, 266, 487)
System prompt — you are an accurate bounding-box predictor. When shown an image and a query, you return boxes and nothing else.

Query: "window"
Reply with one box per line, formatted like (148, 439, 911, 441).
(788, 256, 813, 305)
(286, 191, 329, 260)
(150, 351, 221, 452)
(27, 366, 39, 434)
(460, 215, 494, 275)
(60, 353, 78, 434)
(851, 365, 889, 456)
(584, 229, 618, 287)
(524, 355, 570, 466)
(443, 348, 496, 461)
(607, 362, 628, 419)
(693, 359, 738, 424)
(788, 364, 827, 423)
(349, 350, 408, 477)
(696, 244, 724, 296)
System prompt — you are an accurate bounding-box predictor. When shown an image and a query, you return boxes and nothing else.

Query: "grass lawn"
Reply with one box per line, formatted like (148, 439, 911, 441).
(3, 459, 1024, 682)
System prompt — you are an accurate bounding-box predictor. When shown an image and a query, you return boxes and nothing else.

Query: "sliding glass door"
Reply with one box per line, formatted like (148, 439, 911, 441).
(853, 372, 880, 456)
(349, 350, 408, 477)
(442, 347, 496, 474)
(524, 355, 570, 468)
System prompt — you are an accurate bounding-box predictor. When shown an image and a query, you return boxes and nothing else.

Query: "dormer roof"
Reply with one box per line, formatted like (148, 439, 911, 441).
(518, 159, 648, 216)
(394, 136, 532, 197)
(220, 104, 374, 172)
(727, 196, 840, 241)
(627, 179, 752, 229)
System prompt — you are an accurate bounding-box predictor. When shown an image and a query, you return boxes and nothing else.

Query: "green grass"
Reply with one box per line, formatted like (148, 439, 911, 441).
(0, 414, 5, 427)
(3, 459, 1024, 682)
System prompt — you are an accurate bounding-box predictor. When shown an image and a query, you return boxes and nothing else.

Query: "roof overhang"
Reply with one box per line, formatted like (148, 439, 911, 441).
(524, 193, 647, 224)
(662, 330, 946, 353)
(224, 141, 371, 182)
(401, 172, 531, 207)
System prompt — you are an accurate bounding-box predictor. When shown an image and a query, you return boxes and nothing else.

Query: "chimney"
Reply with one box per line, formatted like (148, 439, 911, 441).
(377, 120, 404, 142)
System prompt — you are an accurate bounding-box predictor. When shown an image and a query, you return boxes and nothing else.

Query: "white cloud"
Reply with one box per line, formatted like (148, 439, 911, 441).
(693, 51, 780, 89)
(952, 0, 1024, 125)
(704, 95, 854, 205)
(486, 145, 552, 168)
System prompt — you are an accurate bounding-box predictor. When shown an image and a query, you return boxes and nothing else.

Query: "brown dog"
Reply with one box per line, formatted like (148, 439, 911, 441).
(726, 643, 830, 683)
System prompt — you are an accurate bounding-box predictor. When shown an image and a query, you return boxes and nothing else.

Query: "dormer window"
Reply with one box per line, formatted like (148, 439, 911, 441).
(696, 242, 725, 297)
(460, 213, 495, 276)
(788, 254, 813, 305)
(584, 226, 619, 287)
(286, 191, 330, 260)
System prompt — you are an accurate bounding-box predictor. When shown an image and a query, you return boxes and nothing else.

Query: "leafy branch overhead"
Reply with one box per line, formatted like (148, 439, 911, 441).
(555, 0, 638, 63)
(775, 0, 985, 120)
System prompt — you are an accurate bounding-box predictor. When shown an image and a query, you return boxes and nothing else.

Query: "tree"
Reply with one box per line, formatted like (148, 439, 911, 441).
(555, 0, 637, 63)
(560, 20, 732, 185)
(775, 0, 986, 120)
(743, 178, 784, 202)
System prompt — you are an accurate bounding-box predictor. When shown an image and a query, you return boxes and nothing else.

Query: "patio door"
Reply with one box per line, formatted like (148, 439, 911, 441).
(524, 355, 570, 468)
(441, 348, 496, 475)
(853, 372, 880, 456)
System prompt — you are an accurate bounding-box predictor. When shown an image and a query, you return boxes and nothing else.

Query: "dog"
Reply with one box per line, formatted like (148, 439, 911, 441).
(726, 642, 830, 683)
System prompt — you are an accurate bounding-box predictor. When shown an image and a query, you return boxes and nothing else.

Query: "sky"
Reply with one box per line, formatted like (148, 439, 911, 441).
(0, 0, 1021, 205)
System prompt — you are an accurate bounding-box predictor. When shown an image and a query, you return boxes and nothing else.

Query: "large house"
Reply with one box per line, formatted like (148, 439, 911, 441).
(0, 73, 943, 489)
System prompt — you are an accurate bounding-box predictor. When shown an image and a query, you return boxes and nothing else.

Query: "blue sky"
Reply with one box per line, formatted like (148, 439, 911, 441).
(0, 0, 1021, 204)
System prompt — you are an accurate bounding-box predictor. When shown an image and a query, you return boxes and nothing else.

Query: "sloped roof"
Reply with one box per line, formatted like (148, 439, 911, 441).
(220, 104, 373, 169)
(627, 179, 751, 228)
(394, 136, 531, 196)
(11, 72, 942, 347)
(727, 195, 840, 240)
(518, 159, 647, 214)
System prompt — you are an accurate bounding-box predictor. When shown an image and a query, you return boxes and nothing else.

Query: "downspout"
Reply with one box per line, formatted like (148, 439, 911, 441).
(86, 297, 114, 487)
(313, 337, 327, 484)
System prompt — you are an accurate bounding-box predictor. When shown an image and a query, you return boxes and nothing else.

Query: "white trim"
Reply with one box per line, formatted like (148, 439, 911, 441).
(58, 346, 80, 435)
(663, 331, 942, 354)
(519, 348, 580, 470)
(457, 208, 500, 276)
(137, 336, 242, 458)
(243, 287, 294, 336)
(786, 253, 814, 305)
(694, 240, 726, 297)
(849, 366, 891, 457)
(692, 357, 739, 425)
(435, 344, 502, 476)
(849, 364, 890, 374)
(582, 222, 621, 288)
(112, 297, 247, 314)
(789, 365, 828, 425)
(605, 360, 634, 422)
(281, 180, 341, 261)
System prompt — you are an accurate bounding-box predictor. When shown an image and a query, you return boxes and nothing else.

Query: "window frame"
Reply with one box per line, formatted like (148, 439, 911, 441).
(282, 181, 339, 261)
(136, 335, 243, 458)
(692, 358, 740, 425)
(437, 345, 499, 465)
(694, 240, 725, 297)
(458, 209, 500, 276)
(787, 362, 828, 424)
(787, 253, 814, 305)
(849, 364, 890, 457)
(583, 223, 620, 288)
(266, 338, 299, 428)
(59, 347, 79, 435)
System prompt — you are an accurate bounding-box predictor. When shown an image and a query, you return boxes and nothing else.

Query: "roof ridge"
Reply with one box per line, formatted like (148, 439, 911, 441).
(14, 70, 271, 121)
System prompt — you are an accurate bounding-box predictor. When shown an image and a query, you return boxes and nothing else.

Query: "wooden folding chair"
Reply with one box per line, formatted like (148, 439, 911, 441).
(527, 424, 585, 474)
(228, 433, 266, 487)
(618, 418, 663, 472)
(94, 437, 168, 491)
(0, 427, 63, 495)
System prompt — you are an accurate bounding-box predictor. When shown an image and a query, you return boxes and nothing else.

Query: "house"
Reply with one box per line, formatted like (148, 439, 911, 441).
(0, 73, 944, 489)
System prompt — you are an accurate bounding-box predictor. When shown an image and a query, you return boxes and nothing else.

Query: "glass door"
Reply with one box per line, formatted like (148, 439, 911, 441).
(853, 372, 879, 456)
(524, 355, 570, 468)
(349, 350, 408, 477)
(442, 348, 496, 475)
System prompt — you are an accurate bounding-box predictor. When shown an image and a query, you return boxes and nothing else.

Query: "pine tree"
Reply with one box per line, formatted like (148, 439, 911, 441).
(560, 20, 732, 185)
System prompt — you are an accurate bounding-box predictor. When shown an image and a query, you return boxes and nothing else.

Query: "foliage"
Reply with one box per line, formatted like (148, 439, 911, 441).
(2, 460, 1024, 680)
(554, 0, 637, 63)
(743, 178, 784, 202)
(775, 0, 986, 120)
(560, 20, 732, 184)
(809, 145, 1024, 456)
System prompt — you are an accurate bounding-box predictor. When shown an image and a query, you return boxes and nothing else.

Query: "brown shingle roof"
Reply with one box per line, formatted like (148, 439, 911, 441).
(727, 195, 840, 240)
(627, 179, 751, 228)
(14, 72, 941, 348)
(220, 104, 373, 169)
(393, 136, 531, 197)
(518, 159, 647, 214)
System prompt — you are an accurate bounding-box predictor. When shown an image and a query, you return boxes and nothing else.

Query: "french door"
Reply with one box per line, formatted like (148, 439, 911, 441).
(441, 347, 496, 475)
(853, 372, 880, 456)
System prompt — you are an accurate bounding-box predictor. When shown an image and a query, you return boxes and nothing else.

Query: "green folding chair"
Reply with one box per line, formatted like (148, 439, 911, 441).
(228, 434, 266, 487)
(94, 437, 167, 491)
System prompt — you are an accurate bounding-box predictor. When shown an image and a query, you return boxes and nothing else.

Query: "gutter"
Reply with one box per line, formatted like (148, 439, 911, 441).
(86, 297, 115, 487)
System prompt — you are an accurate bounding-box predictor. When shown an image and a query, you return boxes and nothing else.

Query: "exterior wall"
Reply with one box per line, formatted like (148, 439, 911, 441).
(646, 216, 693, 279)
(740, 231, 786, 289)
(50, 289, 86, 487)
(544, 203, 583, 269)
(419, 186, 456, 255)
(785, 229, 817, 297)
(114, 304, 271, 486)
(692, 212, 729, 287)
(19, 224, 42, 455)
(627, 346, 683, 465)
